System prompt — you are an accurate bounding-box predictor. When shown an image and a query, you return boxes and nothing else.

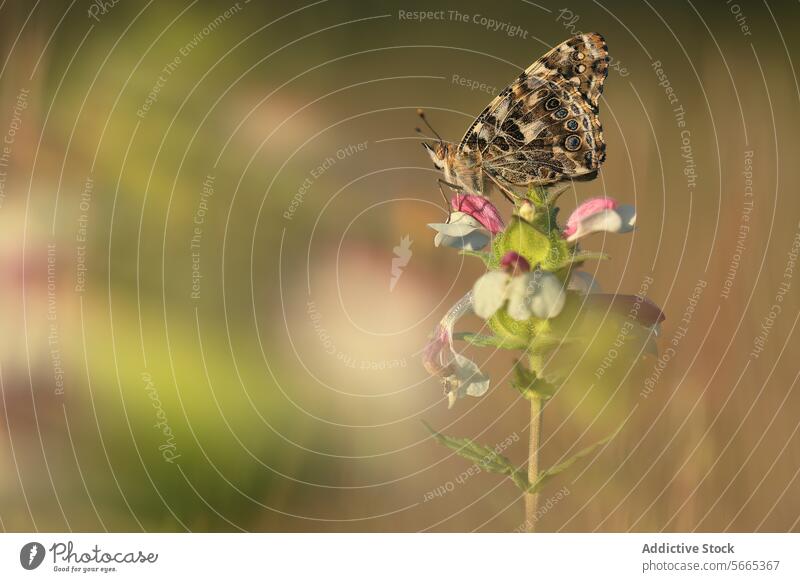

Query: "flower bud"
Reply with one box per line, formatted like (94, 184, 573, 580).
(518, 200, 536, 222)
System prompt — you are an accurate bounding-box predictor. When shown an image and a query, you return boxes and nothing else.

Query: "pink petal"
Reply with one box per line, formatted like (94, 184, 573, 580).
(422, 324, 451, 376)
(563, 197, 618, 239)
(422, 291, 473, 375)
(585, 294, 666, 327)
(451, 194, 505, 234)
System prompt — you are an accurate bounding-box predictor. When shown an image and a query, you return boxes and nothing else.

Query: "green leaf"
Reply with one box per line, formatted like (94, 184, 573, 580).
(453, 331, 528, 350)
(527, 425, 622, 494)
(512, 360, 556, 401)
(555, 251, 610, 270)
(529, 333, 576, 352)
(458, 249, 492, 265)
(423, 421, 527, 484)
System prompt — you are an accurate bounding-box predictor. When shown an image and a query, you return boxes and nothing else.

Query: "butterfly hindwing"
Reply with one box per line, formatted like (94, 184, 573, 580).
(484, 81, 605, 185)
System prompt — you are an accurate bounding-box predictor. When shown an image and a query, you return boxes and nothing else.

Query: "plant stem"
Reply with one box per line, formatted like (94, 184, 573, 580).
(524, 396, 542, 532)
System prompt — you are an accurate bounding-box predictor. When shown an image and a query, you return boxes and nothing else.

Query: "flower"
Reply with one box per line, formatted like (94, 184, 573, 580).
(532, 291, 665, 384)
(428, 211, 491, 251)
(427, 194, 504, 251)
(517, 200, 536, 222)
(583, 293, 665, 357)
(563, 197, 636, 242)
(451, 194, 504, 234)
(585, 293, 665, 329)
(422, 291, 490, 408)
(473, 252, 566, 321)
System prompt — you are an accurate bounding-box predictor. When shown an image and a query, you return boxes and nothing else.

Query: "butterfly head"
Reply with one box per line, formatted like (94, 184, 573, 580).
(422, 141, 449, 170)
(416, 109, 452, 171)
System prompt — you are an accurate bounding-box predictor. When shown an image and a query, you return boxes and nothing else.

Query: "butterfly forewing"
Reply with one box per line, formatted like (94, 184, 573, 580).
(527, 32, 609, 112)
(458, 33, 609, 187)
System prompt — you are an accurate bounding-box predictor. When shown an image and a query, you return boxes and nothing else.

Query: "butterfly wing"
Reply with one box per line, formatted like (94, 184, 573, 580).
(458, 33, 609, 186)
(528, 32, 609, 112)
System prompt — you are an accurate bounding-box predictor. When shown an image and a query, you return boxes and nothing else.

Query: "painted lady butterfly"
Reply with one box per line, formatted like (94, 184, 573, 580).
(421, 33, 609, 200)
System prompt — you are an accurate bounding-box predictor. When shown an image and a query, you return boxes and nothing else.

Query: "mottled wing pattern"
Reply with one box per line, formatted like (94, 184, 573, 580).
(528, 32, 609, 112)
(458, 33, 609, 186)
(477, 80, 605, 185)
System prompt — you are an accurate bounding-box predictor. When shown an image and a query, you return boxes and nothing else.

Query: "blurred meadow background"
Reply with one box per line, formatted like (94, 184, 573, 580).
(1, 0, 799, 532)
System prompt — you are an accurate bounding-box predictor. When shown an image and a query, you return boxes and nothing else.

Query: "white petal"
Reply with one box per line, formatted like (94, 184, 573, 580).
(432, 229, 490, 250)
(566, 206, 636, 242)
(427, 213, 481, 237)
(472, 271, 510, 319)
(428, 213, 490, 250)
(568, 271, 601, 295)
(437, 231, 490, 250)
(506, 274, 534, 321)
(446, 352, 491, 408)
(615, 205, 636, 232)
(529, 272, 566, 319)
(453, 353, 490, 397)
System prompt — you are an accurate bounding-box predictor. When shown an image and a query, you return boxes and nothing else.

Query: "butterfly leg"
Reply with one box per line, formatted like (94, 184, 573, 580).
(437, 179, 464, 222)
(437, 178, 464, 200)
(437, 178, 463, 192)
(436, 180, 450, 210)
(484, 171, 519, 205)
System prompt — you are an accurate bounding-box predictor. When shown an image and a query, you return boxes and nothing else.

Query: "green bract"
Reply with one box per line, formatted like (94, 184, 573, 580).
(483, 190, 570, 344)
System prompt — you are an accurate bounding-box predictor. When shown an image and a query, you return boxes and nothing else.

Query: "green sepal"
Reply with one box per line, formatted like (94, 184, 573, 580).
(543, 231, 571, 272)
(554, 251, 610, 270)
(458, 249, 492, 266)
(485, 306, 556, 348)
(492, 216, 571, 273)
(454, 331, 528, 350)
(487, 308, 536, 344)
(492, 215, 551, 269)
(525, 186, 549, 206)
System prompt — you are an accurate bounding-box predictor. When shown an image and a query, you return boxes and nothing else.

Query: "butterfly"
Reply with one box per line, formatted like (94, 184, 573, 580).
(421, 33, 609, 201)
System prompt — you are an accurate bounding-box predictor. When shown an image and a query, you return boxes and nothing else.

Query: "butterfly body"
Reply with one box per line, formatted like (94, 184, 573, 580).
(424, 33, 610, 198)
(424, 142, 486, 196)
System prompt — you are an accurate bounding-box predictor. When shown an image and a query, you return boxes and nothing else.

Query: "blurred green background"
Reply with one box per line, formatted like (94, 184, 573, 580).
(0, 0, 799, 532)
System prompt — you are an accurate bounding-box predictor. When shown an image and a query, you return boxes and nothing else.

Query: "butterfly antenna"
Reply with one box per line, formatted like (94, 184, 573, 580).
(417, 109, 443, 143)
